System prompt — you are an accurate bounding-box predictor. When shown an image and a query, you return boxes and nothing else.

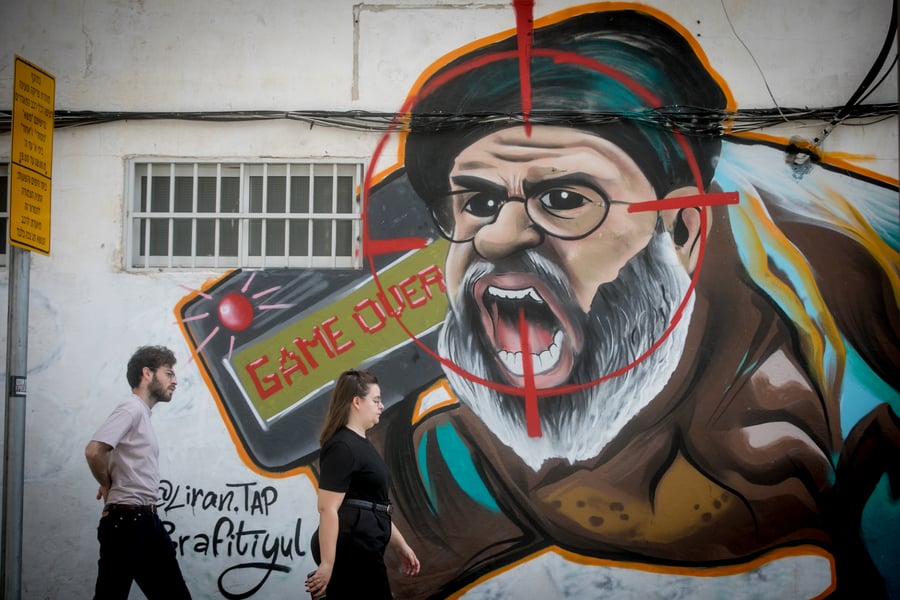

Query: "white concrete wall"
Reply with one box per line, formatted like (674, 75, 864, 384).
(0, 1, 896, 598)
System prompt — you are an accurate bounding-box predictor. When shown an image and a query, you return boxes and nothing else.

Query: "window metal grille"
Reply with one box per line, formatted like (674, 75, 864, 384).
(126, 160, 364, 270)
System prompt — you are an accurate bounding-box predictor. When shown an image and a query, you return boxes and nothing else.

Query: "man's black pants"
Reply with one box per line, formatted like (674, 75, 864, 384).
(93, 509, 191, 600)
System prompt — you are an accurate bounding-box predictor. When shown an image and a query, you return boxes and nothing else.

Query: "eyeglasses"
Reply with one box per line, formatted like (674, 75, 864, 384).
(430, 185, 633, 243)
(150, 368, 176, 379)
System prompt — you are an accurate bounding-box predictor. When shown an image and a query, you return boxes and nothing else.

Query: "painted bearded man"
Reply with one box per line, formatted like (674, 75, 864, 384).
(371, 6, 900, 599)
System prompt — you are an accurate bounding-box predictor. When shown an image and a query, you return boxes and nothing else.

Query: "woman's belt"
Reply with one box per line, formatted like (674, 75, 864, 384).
(343, 498, 393, 515)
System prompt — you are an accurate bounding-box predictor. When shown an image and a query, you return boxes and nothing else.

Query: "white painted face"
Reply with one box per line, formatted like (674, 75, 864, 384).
(442, 125, 659, 389)
(436, 125, 694, 469)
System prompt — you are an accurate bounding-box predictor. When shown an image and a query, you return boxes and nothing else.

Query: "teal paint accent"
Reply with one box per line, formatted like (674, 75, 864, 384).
(727, 196, 839, 362)
(435, 424, 500, 512)
(861, 474, 900, 599)
(417, 431, 438, 515)
(840, 339, 900, 437)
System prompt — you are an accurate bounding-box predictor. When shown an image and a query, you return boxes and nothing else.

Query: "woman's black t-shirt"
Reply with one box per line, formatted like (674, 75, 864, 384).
(318, 427, 390, 504)
(314, 427, 394, 598)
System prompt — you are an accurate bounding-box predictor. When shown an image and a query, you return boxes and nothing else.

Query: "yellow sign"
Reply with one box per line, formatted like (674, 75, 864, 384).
(9, 56, 55, 255)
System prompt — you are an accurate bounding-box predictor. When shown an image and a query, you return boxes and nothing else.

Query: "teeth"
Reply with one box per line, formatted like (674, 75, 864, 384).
(487, 285, 544, 304)
(498, 330, 564, 376)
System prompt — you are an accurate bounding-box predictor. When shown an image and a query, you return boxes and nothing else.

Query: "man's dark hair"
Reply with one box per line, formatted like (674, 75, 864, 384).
(126, 345, 177, 389)
(405, 8, 728, 203)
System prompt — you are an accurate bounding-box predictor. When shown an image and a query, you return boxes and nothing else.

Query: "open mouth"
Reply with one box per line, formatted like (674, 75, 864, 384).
(473, 274, 581, 388)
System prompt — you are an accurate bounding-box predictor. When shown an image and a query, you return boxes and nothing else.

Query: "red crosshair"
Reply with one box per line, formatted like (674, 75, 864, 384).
(362, 4, 739, 437)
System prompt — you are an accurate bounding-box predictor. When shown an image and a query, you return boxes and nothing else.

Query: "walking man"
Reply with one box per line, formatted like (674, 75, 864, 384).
(84, 345, 192, 599)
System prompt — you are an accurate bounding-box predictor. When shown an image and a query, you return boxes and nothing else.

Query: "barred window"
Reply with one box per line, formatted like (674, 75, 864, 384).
(1, 163, 8, 267)
(126, 160, 365, 270)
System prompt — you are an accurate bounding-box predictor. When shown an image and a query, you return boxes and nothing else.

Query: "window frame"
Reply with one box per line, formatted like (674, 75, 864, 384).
(125, 158, 366, 271)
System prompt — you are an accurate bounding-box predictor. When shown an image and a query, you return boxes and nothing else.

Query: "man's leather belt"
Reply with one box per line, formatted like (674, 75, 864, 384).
(343, 498, 393, 515)
(104, 503, 157, 513)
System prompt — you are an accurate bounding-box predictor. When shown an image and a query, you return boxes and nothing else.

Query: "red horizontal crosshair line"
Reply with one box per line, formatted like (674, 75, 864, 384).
(364, 194, 737, 256)
(628, 191, 739, 213)
(366, 237, 431, 257)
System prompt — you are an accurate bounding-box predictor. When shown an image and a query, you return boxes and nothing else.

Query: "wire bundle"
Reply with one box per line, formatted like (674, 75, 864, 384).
(0, 103, 895, 137)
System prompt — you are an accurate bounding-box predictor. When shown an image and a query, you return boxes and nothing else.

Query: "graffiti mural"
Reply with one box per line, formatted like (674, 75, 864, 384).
(159, 478, 307, 599)
(176, 3, 899, 598)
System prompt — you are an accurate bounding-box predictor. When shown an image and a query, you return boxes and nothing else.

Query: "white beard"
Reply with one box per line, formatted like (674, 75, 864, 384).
(439, 232, 693, 471)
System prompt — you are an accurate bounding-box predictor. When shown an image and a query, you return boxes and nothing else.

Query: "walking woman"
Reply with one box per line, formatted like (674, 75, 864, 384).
(305, 369, 420, 599)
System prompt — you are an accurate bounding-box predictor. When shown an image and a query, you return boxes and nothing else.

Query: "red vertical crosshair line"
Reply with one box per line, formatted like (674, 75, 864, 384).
(518, 306, 542, 437)
(514, 0, 535, 135)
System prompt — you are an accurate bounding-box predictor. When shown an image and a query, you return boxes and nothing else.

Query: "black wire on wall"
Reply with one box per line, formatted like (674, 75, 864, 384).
(0, 103, 896, 137)
(2, 2, 895, 146)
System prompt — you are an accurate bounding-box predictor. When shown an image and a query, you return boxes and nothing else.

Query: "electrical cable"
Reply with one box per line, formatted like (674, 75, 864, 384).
(814, 1, 898, 146)
(0, 104, 896, 137)
(855, 56, 897, 107)
(719, 0, 788, 123)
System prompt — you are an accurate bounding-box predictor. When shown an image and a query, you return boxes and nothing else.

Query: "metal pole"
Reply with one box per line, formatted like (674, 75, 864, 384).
(2, 244, 30, 600)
